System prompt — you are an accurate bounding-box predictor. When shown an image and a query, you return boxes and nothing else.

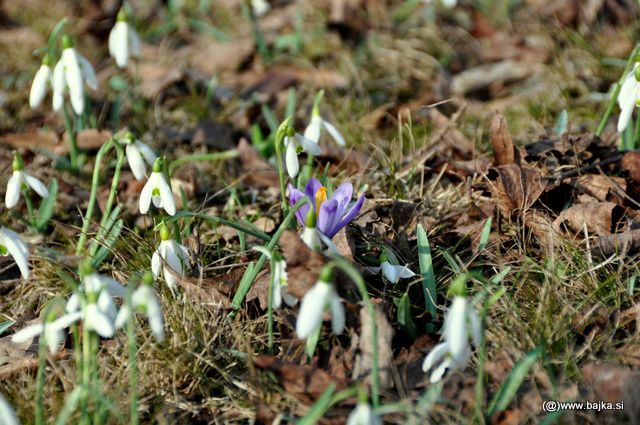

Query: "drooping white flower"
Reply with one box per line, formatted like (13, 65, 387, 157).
(115, 272, 164, 341)
(251, 0, 271, 16)
(11, 311, 82, 354)
(139, 159, 176, 216)
(296, 268, 345, 339)
(0, 227, 29, 280)
(84, 301, 116, 338)
(29, 57, 52, 108)
(346, 402, 382, 425)
(370, 259, 416, 284)
(284, 131, 321, 178)
(0, 392, 19, 425)
(253, 246, 297, 309)
(152, 225, 189, 290)
(52, 35, 98, 115)
(304, 91, 346, 147)
(5, 153, 49, 209)
(422, 292, 481, 383)
(120, 133, 157, 180)
(617, 64, 640, 132)
(108, 9, 142, 68)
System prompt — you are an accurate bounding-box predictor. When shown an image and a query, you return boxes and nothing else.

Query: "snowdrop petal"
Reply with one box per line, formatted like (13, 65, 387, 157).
(146, 299, 165, 341)
(139, 175, 154, 214)
(445, 296, 468, 362)
(78, 54, 98, 91)
(52, 61, 65, 112)
(109, 21, 129, 68)
(0, 393, 20, 425)
(296, 282, 330, 338)
(44, 325, 63, 354)
(281, 288, 298, 307)
(115, 304, 130, 329)
(11, 323, 44, 343)
(151, 251, 162, 277)
(294, 133, 322, 155)
(29, 65, 51, 108)
(381, 262, 415, 283)
(429, 358, 453, 383)
(164, 241, 186, 275)
(85, 304, 115, 338)
(136, 141, 157, 166)
(66, 293, 80, 313)
(421, 341, 450, 373)
(126, 143, 146, 180)
(346, 403, 381, 425)
(23, 174, 49, 198)
(285, 137, 299, 178)
(51, 311, 82, 331)
(468, 308, 482, 348)
(304, 115, 322, 143)
(128, 26, 142, 58)
(62, 49, 84, 115)
(322, 120, 346, 146)
(5, 172, 22, 209)
(1, 229, 29, 280)
(157, 174, 176, 216)
(97, 291, 118, 320)
(330, 292, 345, 335)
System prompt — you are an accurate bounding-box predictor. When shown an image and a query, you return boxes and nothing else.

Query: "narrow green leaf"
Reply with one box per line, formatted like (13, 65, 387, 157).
(297, 384, 336, 425)
(92, 219, 123, 268)
(397, 292, 417, 339)
(487, 346, 543, 416)
(476, 217, 492, 253)
(417, 224, 437, 320)
(555, 109, 568, 136)
(0, 320, 15, 336)
(36, 179, 58, 231)
(285, 87, 297, 120)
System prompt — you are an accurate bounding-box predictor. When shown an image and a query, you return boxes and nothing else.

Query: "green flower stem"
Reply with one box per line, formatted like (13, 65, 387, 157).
(228, 198, 306, 319)
(168, 150, 239, 174)
(241, 0, 270, 63)
(595, 43, 640, 137)
(63, 103, 80, 172)
(330, 258, 380, 408)
(164, 211, 271, 242)
(274, 117, 293, 216)
(22, 188, 37, 229)
(126, 287, 139, 425)
(81, 326, 92, 424)
(267, 256, 275, 354)
(634, 112, 640, 149)
(76, 138, 123, 256)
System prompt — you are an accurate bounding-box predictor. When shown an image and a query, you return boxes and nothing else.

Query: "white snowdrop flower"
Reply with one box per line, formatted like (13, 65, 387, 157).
(422, 283, 481, 383)
(11, 311, 82, 354)
(82, 272, 127, 298)
(296, 268, 345, 339)
(108, 9, 141, 68)
(442, 0, 457, 6)
(304, 90, 346, 147)
(300, 209, 322, 251)
(29, 56, 52, 108)
(139, 159, 176, 216)
(120, 133, 157, 180)
(52, 35, 98, 115)
(253, 246, 297, 309)
(115, 272, 165, 341)
(151, 225, 189, 290)
(346, 402, 382, 425)
(5, 152, 49, 209)
(0, 392, 20, 425)
(617, 64, 640, 132)
(84, 301, 116, 338)
(251, 0, 271, 16)
(0, 227, 29, 280)
(66, 264, 126, 316)
(284, 129, 321, 178)
(369, 256, 416, 284)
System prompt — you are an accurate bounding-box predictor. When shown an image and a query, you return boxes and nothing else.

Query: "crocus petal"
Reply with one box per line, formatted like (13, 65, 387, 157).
(139, 174, 154, 214)
(296, 282, 330, 338)
(317, 198, 340, 238)
(0, 393, 20, 425)
(78, 54, 98, 91)
(294, 133, 322, 155)
(445, 296, 468, 363)
(304, 115, 322, 143)
(62, 48, 84, 115)
(329, 291, 345, 335)
(109, 21, 129, 68)
(322, 120, 346, 146)
(5, 172, 22, 209)
(30, 65, 51, 108)
(331, 182, 353, 212)
(1, 229, 29, 280)
(287, 184, 309, 226)
(304, 178, 323, 206)
(85, 304, 115, 338)
(126, 143, 146, 180)
(52, 61, 65, 112)
(285, 137, 300, 178)
(421, 341, 450, 372)
(335, 193, 365, 234)
(23, 174, 49, 198)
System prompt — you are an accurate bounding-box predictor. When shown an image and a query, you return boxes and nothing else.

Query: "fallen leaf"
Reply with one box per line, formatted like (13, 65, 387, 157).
(175, 273, 232, 309)
(352, 304, 394, 390)
(180, 37, 255, 77)
(1, 130, 61, 152)
(487, 164, 546, 217)
(582, 363, 640, 420)
(237, 138, 280, 189)
(451, 60, 541, 96)
(333, 227, 355, 261)
(133, 62, 184, 100)
(62, 129, 112, 152)
(553, 202, 626, 237)
(592, 229, 640, 256)
(490, 113, 515, 166)
(254, 355, 347, 401)
(278, 230, 325, 298)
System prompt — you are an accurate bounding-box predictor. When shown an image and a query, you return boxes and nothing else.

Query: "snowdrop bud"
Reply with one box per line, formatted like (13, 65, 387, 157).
(152, 158, 162, 173)
(11, 151, 23, 171)
(62, 34, 73, 49)
(142, 270, 154, 286)
(159, 224, 171, 241)
(305, 208, 316, 228)
(286, 126, 295, 137)
(318, 265, 333, 284)
(78, 259, 94, 278)
(312, 90, 325, 117)
(449, 274, 467, 297)
(635, 65, 640, 82)
(117, 8, 127, 22)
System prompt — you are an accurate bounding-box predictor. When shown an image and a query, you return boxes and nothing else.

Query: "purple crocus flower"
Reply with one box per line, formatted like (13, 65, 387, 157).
(288, 178, 365, 238)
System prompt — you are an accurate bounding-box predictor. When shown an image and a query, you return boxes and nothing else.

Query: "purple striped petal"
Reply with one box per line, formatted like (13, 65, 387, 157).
(304, 178, 323, 212)
(318, 199, 341, 237)
(335, 193, 365, 233)
(288, 184, 308, 227)
(331, 182, 353, 213)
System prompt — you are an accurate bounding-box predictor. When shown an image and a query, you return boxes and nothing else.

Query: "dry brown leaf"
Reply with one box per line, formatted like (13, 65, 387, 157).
(134, 62, 184, 99)
(237, 138, 280, 189)
(451, 60, 540, 96)
(574, 174, 625, 202)
(253, 355, 347, 402)
(488, 164, 546, 217)
(592, 229, 640, 256)
(582, 363, 640, 420)
(553, 202, 626, 237)
(180, 37, 255, 77)
(352, 304, 394, 390)
(490, 113, 515, 166)
(174, 274, 232, 309)
(1, 130, 61, 152)
(278, 230, 325, 298)
(333, 227, 355, 261)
